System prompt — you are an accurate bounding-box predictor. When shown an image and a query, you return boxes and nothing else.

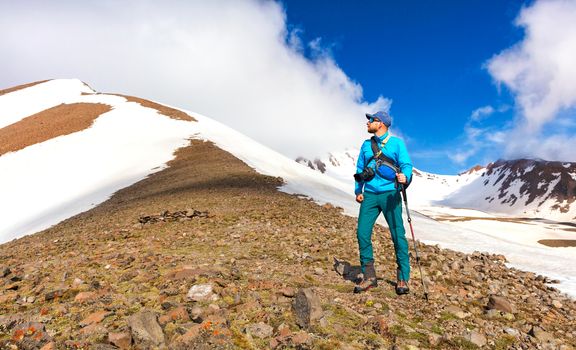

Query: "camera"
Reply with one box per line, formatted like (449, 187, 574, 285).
(353, 167, 375, 182)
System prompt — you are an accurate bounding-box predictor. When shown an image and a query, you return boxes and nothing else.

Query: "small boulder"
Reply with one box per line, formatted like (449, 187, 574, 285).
(80, 310, 109, 326)
(529, 326, 554, 342)
(245, 322, 273, 339)
(280, 287, 296, 298)
(187, 284, 217, 302)
(487, 295, 515, 313)
(108, 332, 132, 349)
(291, 331, 312, 346)
(159, 306, 190, 325)
(127, 310, 165, 348)
(44, 289, 65, 301)
(1, 266, 11, 278)
(552, 300, 563, 309)
(444, 305, 469, 319)
(292, 288, 323, 329)
(464, 330, 487, 347)
(40, 342, 56, 350)
(504, 328, 520, 337)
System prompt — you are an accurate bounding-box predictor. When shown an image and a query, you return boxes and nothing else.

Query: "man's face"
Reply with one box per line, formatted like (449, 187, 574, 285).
(367, 118, 381, 133)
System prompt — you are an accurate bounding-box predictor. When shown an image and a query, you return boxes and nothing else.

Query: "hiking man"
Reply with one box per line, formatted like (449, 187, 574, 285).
(353, 110, 413, 295)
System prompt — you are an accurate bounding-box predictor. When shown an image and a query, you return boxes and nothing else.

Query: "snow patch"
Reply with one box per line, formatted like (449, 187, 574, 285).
(0, 79, 93, 129)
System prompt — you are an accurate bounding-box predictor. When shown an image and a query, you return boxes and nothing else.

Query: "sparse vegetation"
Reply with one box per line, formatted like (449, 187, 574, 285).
(0, 140, 575, 349)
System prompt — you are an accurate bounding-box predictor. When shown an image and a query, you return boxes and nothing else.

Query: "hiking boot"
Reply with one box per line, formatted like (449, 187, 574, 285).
(353, 262, 377, 293)
(395, 281, 410, 295)
(353, 277, 378, 293)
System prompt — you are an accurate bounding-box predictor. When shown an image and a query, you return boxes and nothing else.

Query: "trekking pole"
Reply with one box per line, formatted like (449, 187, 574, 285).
(400, 184, 429, 302)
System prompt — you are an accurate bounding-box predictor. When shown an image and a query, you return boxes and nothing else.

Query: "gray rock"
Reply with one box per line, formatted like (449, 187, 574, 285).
(552, 300, 563, 309)
(504, 328, 520, 337)
(127, 310, 165, 348)
(44, 289, 65, 301)
(529, 326, 554, 342)
(444, 305, 469, 319)
(487, 295, 515, 313)
(1, 266, 11, 278)
(428, 332, 442, 346)
(190, 305, 203, 321)
(245, 322, 273, 339)
(186, 284, 216, 302)
(465, 330, 487, 347)
(292, 288, 323, 328)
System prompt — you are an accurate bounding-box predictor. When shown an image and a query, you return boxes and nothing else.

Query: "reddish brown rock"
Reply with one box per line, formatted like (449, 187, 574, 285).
(80, 310, 109, 326)
(280, 287, 296, 297)
(170, 324, 202, 348)
(40, 342, 56, 350)
(291, 331, 312, 346)
(108, 332, 132, 349)
(159, 306, 190, 325)
(79, 323, 107, 336)
(74, 291, 98, 303)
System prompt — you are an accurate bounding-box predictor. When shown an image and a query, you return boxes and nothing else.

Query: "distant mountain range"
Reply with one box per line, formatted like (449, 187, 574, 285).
(296, 153, 576, 221)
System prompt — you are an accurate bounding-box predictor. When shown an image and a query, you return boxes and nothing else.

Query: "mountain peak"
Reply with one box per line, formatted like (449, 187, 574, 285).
(443, 158, 576, 219)
(458, 164, 484, 175)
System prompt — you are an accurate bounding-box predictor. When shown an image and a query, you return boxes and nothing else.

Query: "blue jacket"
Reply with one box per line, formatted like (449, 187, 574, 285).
(354, 131, 413, 195)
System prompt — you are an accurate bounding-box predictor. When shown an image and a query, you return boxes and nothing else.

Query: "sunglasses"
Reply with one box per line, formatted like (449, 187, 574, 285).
(368, 117, 381, 123)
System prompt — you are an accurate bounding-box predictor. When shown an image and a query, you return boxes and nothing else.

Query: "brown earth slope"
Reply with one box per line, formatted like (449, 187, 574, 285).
(0, 140, 575, 349)
(0, 103, 111, 156)
(0, 81, 50, 96)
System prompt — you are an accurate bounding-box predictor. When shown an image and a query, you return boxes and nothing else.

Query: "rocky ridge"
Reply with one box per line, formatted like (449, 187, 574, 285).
(441, 159, 576, 221)
(1, 140, 575, 349)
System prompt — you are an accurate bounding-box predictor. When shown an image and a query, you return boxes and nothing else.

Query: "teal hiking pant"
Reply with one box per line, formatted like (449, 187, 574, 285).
(357, 190, 410, 281)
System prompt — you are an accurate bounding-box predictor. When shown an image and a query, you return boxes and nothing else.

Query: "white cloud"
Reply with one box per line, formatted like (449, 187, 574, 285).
(0, 0, 389, 159)
(486, 131, 507, 144)
(448, 102, 513, 166)
(448, 149, 476, 165)
(470, 105, 494, 121)
(487, 0, 576, 161)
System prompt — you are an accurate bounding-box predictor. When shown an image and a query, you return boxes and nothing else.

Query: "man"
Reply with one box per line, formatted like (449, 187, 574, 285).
(353, 110, 413, 295)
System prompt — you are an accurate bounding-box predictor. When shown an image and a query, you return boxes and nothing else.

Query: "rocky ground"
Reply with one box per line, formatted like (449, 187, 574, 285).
(1, 140, 575, 349)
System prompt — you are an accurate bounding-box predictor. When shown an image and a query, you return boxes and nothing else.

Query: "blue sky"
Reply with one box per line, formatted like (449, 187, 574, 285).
(1, 0, 575, 174)
(283, 0, 528, 173)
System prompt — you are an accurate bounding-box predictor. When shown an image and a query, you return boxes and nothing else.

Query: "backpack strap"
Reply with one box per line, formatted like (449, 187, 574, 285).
(369, 135, 412, 189)
(370, 136, 396, 167)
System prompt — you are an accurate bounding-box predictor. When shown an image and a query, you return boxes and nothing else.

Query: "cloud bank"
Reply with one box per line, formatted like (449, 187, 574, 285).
(487, 0, 576, 161)
(0, 0, 389, 159)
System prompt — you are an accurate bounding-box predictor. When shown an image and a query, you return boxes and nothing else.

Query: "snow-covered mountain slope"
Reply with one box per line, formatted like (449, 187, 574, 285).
(441, 159, 576, 221)
(296, 149, 358, 183)
(0, 80, 197, 240)
(298, 151, 575, 221)
(297, 152, 484, 207)
(0, 79, 353, 242)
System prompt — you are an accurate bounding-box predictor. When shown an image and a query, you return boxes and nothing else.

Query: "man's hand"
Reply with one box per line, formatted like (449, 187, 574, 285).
(396, 173, 407, 184)
(356, 194, 364, 203)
